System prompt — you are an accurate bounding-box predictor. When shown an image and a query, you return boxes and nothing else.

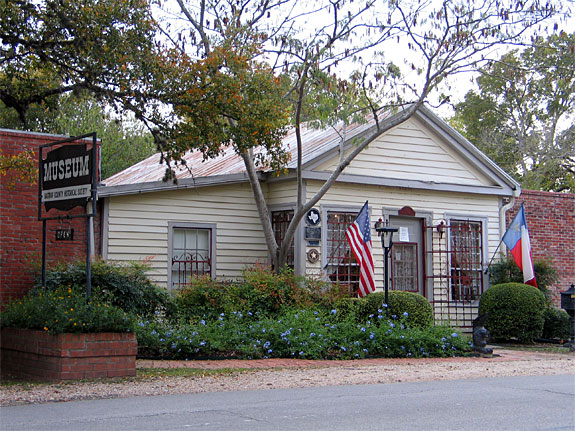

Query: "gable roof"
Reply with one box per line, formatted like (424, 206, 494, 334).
(98, 106, 520, 197)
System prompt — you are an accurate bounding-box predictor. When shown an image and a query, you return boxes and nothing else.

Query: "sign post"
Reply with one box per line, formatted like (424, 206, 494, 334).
(38, 133, 98, 299)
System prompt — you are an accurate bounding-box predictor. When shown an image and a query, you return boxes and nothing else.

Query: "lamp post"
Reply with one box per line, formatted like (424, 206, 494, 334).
(375, 219, 398, 308)
(560, 284, 575, 352)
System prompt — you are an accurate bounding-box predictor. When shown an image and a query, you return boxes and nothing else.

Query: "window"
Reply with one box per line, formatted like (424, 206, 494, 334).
(325, 211, 359, 296)
(392, 243, 418, 292)
(271, 210, 294, 269)
(169, 223, 215, 288)
(449, 220, 483, 301)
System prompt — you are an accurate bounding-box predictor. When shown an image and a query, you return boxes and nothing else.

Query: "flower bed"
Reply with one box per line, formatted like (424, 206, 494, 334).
(0, 328, 137, 381)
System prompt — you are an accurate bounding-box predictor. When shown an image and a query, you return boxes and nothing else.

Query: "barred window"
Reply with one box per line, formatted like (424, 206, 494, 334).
(449, 220, 483, 301)
(325, 211, 359, 296)
(169, 224, 214, 288)
(271, 210, 294, 269)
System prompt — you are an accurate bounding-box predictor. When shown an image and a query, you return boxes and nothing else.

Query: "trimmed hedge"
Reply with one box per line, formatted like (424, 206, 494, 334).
(479, 282, 546, 342)
(542, 307, 570, 340)
(335, 291, 434, 328)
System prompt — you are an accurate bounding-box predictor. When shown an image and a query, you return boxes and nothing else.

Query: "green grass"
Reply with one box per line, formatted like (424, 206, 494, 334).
(490, 343, 574, 354)
(136, 367, 252, 378)
(0, 367, 254, 388)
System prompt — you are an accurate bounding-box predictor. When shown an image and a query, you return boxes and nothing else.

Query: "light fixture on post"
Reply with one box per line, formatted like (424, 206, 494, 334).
(375, 218, 398, 309)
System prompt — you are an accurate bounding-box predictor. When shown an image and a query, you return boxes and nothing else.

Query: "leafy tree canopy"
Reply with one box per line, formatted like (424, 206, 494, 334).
(451, 32, 575, 192)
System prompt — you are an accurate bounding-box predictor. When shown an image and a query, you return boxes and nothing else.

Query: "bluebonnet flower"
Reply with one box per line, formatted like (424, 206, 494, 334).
(401, 346, 405, 350)
(262, 328, 266, 333)
(200, 341, 206, 346)
(403, 311, 409, 317)
(355, 354, 359, 358)
(360, 327, 366, 332)
(341, 346, 347, 351)
(400, 335, 405, 339)
(200, 320, 206, 325)
(264, 341, 271, 348)
(248, 311, 253, 316)
(310, 332, 316, 337)
(299, 351, 304, 356)
(369, 332, 375, 340)
(382, 304, 388, 308)
(138, 321, 146, 327)
(150, 330, 157, 335)
(268, 349, 273, 354)
(314, 311, 319, 315)
(392, 314, 397, 319)
(159, 338, 165, 342)
(390, 323, 395, 328)
(331, 309, 337, 315)
(363, 348, 368, 353)
(451, 332, 458, 338)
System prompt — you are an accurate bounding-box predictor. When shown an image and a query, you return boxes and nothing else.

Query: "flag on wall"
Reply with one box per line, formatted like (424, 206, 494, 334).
(502, 205, 537, 287)
(346, 201, 376, 298)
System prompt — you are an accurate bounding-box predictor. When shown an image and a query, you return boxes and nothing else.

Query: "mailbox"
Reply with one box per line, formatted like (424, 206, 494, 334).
(560, 284, 575, 351)
(560, 284, 575, 316)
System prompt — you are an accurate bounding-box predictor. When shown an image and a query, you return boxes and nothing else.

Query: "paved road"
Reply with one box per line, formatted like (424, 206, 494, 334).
(1, 374, 574, 431)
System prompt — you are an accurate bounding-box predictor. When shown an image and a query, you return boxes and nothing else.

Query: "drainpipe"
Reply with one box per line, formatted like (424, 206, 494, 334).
(499, 189, 520, 255)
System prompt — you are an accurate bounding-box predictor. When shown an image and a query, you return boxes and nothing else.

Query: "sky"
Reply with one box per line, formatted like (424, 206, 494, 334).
(153, 0, 573, 120)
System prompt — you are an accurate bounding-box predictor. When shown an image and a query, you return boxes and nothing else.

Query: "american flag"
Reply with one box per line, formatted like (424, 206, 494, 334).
(345, 201, 376, 297)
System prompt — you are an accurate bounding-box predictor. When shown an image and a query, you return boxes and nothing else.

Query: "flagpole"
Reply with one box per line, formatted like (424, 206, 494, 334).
(484, 238, 504, 274)
(484, 202, 524, 274)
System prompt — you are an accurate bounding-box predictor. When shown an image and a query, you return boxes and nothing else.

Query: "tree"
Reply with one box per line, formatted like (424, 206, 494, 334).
(451, 32, 575, 192)
(2, 0, 567, 270)
(47, 94, 156, 179)
(156, 0, 564, 270)
(0, 0, 165, 128)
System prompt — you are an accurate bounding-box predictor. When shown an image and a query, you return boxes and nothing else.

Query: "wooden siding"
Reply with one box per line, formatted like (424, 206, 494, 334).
(105, 182, 269, 288)
(305, 180, 502, 324)
(314, 117, 493, 186)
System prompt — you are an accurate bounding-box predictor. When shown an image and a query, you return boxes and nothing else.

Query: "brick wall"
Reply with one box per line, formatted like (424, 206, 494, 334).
(507, 190, 575, 306)
(0, 129, 101, 305)
(0, 328, 137, 380)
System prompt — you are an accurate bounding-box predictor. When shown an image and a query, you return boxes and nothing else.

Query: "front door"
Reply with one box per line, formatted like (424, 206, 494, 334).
(389, 216, 424, 296)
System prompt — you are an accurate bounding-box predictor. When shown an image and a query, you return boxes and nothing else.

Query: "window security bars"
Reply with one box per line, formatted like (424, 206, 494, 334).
(425, 220, 484, 330)
(326, 212, 360, 296)
(271, 210, 295, 269)
(171, 228, 211, 288)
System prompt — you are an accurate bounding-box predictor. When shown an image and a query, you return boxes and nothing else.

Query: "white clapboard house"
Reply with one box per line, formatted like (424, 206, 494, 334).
(98, 106, 520, 329)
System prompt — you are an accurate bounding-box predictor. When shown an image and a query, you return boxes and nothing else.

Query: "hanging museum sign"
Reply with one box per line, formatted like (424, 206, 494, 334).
(40, 144, 93, 211)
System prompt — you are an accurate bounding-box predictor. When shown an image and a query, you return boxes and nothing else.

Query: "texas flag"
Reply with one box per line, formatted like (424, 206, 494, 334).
(502, 205, 537, 287)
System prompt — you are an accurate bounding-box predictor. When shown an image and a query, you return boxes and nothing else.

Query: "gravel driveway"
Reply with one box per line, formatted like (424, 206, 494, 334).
(2, 349, 573, 406)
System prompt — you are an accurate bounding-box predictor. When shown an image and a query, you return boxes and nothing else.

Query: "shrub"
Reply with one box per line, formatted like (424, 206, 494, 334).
(176, 266, 348, 322)
(135, 308, 469, 360)
(479, 282, 546, 342)
(1, 285, 134, 334)
(488, 257, 558, 300)
(38, 259, 175, 318)
(336, 291, 433, 328)
(542, 307, 570, 340)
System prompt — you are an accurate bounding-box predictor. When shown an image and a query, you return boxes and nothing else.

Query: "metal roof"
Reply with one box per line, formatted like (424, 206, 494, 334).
(102, 117, 377, 186)
(100, 107, 520, 196)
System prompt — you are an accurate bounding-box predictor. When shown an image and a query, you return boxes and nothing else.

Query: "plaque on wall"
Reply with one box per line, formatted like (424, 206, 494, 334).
(307, 249, 320, 264)
(305, 208, 321, 226)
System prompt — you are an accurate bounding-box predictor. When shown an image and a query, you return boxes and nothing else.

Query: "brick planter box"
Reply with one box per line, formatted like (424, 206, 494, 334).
(0, 328, 137, 381)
